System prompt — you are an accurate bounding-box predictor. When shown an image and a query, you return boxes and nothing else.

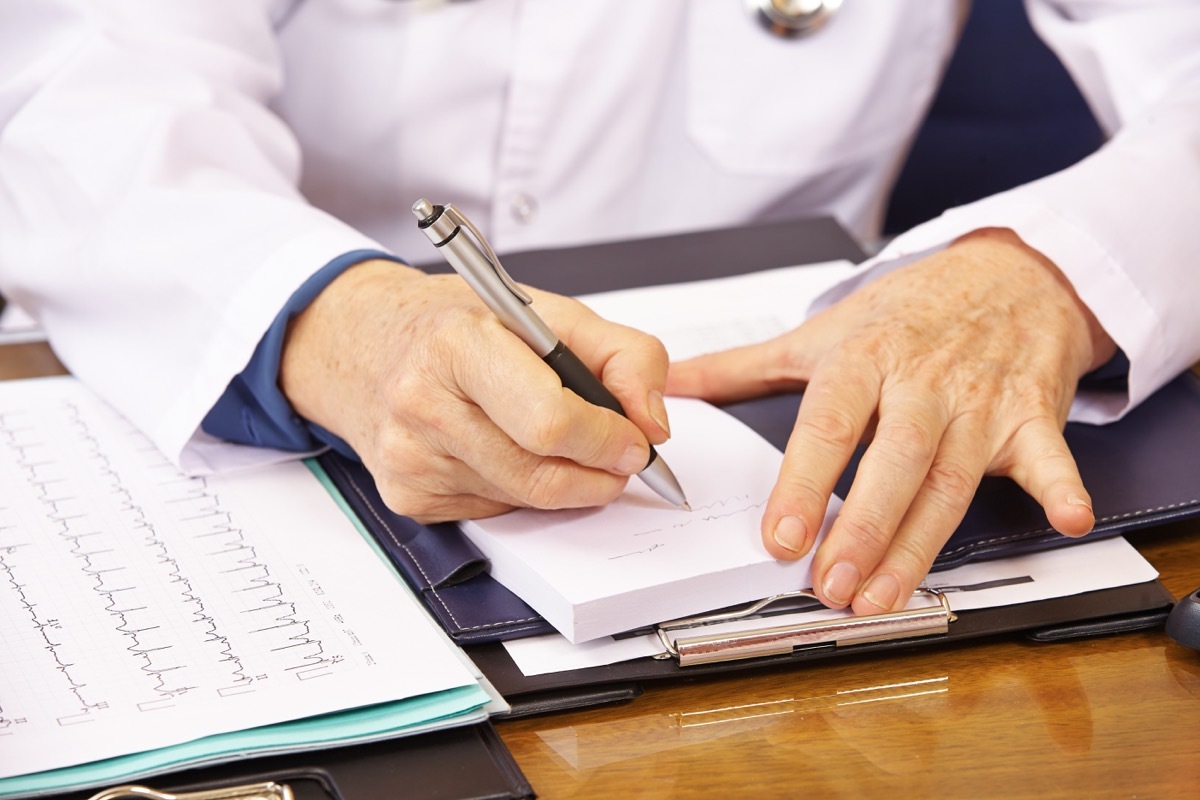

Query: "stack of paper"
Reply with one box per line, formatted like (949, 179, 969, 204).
(461, 396, 838, 643)
(0, 377, 494, 798)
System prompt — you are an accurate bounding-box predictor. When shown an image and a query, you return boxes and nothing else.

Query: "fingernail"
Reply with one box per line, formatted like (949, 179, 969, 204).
(861, 573, 900, 612)
(772, 515, 808, 553)
(1066, 493, 1092, 510)
(822, 562, 861, 607)
(648, 389, 670, 437)
(615, 444, 647, 475)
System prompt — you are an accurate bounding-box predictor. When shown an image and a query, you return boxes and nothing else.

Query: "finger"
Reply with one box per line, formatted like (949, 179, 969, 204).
(540, 292, 674, 444)
(571, 315, 674, 444)
(667, 304, 856, 403)
(849, 414, 989, 614)
(453, 321, 655, 478)
(422, 395, 634, 511)
(759, 359, 882, 563)
(667, 337, 807, 404)
(1004, 416, 1095, 538)
(807, 389, 949, 609)
(373, 392, 632, 519)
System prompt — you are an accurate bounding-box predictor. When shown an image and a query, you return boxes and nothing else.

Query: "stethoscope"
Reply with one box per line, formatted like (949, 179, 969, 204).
(746, 0, 843, 38)
(373, 0, 844, 39)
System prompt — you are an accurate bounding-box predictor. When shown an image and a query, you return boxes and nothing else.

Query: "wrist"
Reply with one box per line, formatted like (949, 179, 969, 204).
(280, 259, 423, 434)
(952, 227, 1117, 375)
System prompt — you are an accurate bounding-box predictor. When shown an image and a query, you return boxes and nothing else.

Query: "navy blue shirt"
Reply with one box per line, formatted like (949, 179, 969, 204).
(200, 250, 405, 460)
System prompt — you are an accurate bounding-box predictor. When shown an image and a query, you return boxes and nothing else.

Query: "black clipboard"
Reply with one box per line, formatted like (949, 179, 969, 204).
(42, 722, 532, 800)
(367, 215, 1181, 714)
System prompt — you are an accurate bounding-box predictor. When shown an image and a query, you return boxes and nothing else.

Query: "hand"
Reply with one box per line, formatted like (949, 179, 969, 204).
(280, 259, 672, 523)
(667, 228, 1117, 614)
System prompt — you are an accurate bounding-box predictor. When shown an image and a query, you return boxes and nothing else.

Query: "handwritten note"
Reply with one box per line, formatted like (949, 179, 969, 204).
(460, 397, 838, 643)
(0, 377, 482, 780)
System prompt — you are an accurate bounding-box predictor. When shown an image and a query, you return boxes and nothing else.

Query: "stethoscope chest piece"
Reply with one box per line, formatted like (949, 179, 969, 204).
(748, 0, 843, 38)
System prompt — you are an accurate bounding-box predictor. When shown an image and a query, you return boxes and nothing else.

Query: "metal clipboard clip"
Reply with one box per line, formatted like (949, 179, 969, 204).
(655, 588, 956, 667)
(87, 782, 294, 800)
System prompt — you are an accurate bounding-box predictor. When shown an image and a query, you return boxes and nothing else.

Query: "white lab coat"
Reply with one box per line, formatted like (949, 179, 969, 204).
(1, 0, 1198, 472)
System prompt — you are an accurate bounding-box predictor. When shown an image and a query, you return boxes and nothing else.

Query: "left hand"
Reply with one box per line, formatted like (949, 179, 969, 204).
(666, 228, 1117, 614)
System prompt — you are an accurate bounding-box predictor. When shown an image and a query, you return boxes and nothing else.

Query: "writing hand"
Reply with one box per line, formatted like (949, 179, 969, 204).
(667, 228, 1116, 614)
(280, 260, 671, 522)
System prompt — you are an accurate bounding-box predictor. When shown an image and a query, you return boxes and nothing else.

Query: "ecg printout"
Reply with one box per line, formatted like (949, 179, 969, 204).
(0, 377, 479, 778)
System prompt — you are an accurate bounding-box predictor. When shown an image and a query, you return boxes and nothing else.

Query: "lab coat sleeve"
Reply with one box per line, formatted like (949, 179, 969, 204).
(812, 0, 1200, 425)
(0, 1, 386, 472)
(200, 249, 406, 462)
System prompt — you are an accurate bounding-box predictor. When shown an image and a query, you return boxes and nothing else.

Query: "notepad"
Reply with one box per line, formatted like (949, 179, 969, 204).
(0, 377, 492, 798)
(459, 397, 838, 643)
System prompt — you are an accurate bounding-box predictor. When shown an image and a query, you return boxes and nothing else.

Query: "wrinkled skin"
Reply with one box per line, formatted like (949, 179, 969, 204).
(668, 228, 1116, 613)
(281, 259, 673, 523)
(281, 227, 1115, 615)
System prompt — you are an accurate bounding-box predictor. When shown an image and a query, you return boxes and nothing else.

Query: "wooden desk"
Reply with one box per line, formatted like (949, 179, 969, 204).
(496, 525, 1200, 798)
(5, 342, 1197, 799)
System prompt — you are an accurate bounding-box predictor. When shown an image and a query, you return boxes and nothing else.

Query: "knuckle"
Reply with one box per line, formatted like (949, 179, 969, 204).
(835, 508, 894, 553)
(519, 459, 574, 509)
(923, 457, 978, 512)
(376, 481, 431, 520)
(885, 536, 939, 579)
(874, 419, 939, 466)
(795, 407, 861, 453)
(524, 396, 573, 455)
(774, 471, 832, 516)
(648, 334, 669, 362)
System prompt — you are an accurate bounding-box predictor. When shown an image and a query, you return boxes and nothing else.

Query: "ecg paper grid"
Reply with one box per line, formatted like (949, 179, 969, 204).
(0, 377, 479, 778)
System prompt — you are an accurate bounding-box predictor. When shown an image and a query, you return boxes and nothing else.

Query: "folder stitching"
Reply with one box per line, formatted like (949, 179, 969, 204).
(937, 500, 1200, 557)
(329, 457, 545, 631)
(333, 464, 468, 625)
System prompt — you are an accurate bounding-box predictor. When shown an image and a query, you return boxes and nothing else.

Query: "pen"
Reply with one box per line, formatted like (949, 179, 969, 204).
(411, 199, 690, 510)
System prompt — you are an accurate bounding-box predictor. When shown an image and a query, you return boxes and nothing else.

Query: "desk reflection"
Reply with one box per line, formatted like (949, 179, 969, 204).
(499, 626, 1200, 798)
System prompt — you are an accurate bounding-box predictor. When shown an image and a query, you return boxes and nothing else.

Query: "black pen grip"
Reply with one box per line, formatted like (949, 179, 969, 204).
(543, 341, 659, 466)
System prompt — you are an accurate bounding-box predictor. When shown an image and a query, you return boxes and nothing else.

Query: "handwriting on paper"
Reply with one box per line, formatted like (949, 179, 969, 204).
(459, 398, 833, 643)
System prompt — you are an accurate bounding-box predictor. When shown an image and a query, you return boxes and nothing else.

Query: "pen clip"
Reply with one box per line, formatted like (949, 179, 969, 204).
(442, 204, 532, 305)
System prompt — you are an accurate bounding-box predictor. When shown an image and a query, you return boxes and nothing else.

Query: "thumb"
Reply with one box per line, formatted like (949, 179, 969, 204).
(667, 337, 806, 404)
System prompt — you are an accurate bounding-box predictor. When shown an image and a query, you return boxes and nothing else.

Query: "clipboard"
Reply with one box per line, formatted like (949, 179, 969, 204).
(316, 216, 1190, 713)
(459, 579, 1173, 715)
(41, 722, 532, 800)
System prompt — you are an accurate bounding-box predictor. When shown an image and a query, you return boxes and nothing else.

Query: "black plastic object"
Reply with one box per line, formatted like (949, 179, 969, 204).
(1166, 588, 1200, 650)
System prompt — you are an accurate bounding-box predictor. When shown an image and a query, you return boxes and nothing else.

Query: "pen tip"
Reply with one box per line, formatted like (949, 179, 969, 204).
(680, 502, 692, 512)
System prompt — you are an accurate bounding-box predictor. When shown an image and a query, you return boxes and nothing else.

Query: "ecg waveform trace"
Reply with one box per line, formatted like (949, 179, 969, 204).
(0, 390, 344, 741)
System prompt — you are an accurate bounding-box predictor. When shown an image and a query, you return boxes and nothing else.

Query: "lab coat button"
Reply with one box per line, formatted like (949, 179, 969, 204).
(509, 193, 538, 224)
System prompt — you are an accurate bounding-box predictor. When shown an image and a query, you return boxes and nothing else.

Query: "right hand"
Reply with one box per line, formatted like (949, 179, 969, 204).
(279, 259, 673, 522)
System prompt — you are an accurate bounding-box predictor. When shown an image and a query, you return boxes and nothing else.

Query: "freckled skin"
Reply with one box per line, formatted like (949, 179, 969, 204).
(668, 227, 1115, 615)
(279, 228, 1112, 617)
